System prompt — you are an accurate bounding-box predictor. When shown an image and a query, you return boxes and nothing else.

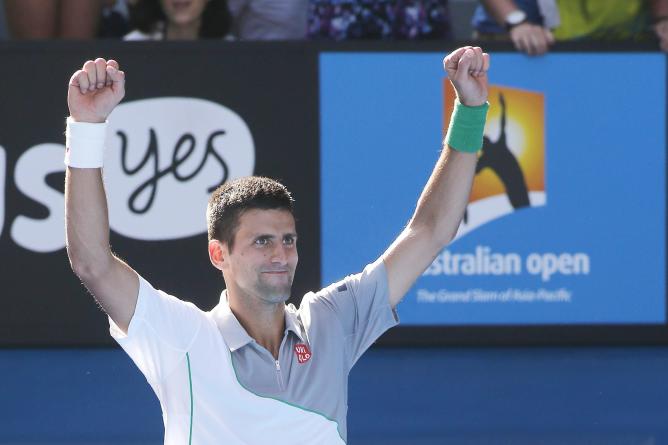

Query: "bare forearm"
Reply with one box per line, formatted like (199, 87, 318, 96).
(481, 0, 520, 26)
(409, 146, 477, 245)
(383, 146, 478, 307)
(65, 167, 113, 276)
(65, 58, 139, 333)
(382, 48, 489, 306)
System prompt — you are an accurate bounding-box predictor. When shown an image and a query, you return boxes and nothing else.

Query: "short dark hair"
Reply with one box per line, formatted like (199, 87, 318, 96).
(207, 176, 295, 251)
(129, 0, 232, 39)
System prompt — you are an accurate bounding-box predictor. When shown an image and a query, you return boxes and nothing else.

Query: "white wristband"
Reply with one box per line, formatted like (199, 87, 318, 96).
(64, 117, 108, 168)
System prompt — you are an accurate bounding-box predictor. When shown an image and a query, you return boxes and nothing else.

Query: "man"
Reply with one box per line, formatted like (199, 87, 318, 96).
(64, 46, 490, 444)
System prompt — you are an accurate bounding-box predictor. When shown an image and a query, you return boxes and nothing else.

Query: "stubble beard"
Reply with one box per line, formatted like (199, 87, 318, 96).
(255, 273, 293, 304)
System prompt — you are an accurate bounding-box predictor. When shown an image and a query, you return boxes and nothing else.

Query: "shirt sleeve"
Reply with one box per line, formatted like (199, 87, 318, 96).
(109, 275, 203, 385)
(311, 259, 399, 368)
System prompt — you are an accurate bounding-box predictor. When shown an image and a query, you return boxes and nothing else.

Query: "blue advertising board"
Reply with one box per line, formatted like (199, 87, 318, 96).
(320, 52, 666, 326)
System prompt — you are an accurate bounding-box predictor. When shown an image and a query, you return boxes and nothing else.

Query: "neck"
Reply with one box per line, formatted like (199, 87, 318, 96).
(165, 18, 201, 40)
(227, 285, 285, 359)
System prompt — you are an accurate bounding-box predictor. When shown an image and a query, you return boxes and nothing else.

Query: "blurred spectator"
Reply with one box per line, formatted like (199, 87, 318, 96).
(125, 0, 231, 40)
(228, 0, 307, 40)
(554, 0, 664, 42)
(0, 0, 7, 40)
(4, 0, 102, 39)
(656, 9, 668, 51)
(473, 0, 668, 55)
(99, 0, 132, 38)
(308, 0, 451, 40)
(472, 0, 553, 55)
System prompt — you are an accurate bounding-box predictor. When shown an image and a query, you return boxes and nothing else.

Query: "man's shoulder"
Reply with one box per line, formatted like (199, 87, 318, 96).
(137, 275, 210, 325)
(297, 260, 387, 308)
(294, 287, 341, 325)
(296, 281, 349, 310)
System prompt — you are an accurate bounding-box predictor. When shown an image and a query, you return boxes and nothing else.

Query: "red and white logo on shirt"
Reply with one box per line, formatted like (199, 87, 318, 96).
(294, 343, 312, 364)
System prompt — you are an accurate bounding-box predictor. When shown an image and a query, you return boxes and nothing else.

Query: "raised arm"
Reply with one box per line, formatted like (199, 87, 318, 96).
(65, 58, 138, 334)
(382, 46, 490, 308)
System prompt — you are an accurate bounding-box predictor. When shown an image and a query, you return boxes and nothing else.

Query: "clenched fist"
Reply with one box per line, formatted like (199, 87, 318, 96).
(68, 58, 125, 123)
(443, 46, 490, 107)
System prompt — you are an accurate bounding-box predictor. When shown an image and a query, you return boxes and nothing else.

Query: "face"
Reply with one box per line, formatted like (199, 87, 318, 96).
(160, 0, 209, 26)
(217, 209, 298, 305)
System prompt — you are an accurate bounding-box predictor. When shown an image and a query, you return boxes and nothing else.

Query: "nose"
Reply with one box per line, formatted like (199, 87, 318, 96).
(270, 245, 289, 266)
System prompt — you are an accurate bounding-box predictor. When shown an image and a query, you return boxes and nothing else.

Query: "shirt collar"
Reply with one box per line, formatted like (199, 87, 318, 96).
(284, 303, 306, 343)
(211, 290, 305, 352)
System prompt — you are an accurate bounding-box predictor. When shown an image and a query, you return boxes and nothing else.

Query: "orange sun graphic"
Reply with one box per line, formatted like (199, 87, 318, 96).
(444, 81, 545, 204)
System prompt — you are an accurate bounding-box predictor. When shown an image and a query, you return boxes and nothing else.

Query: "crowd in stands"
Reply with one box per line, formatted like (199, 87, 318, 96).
(0, 0, 666, 52)
(308, 0, 451, 40)
(473, 0, 668, 54)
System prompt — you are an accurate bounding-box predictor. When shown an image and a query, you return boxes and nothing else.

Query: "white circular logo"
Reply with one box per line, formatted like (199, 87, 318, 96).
(105, 97, 255, 240)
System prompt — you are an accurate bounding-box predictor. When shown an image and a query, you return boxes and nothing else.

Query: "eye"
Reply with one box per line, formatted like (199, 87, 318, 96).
(283, 236, 296, 246)
(254, 237, 269, 246)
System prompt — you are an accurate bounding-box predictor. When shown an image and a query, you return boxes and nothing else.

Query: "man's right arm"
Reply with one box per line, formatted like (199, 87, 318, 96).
(65, 58, 138, 334)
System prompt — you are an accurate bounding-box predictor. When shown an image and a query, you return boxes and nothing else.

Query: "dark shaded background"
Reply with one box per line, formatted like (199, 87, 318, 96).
(0, 41, 320, 345)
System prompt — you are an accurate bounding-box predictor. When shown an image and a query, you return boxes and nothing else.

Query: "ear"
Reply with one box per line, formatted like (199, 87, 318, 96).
(208, 239, 228, 271)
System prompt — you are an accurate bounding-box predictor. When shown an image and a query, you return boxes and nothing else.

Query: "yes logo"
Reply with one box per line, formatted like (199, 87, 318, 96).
(6, 97, 255, 252)
(105, 97, 255, 240)
(444, 82, 546, 240)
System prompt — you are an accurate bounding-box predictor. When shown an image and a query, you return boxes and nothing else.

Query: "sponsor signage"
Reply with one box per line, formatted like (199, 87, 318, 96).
(8, 97, 256, 253)
(321, 52, 666, 329)
(1, 43, 667, 345)
(0, 43, 319, 345)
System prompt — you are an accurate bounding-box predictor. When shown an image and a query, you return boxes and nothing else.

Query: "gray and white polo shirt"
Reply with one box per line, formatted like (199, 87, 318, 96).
(109, 259, 399, 444)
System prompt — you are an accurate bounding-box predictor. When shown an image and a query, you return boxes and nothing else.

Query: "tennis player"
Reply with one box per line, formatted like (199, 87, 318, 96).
(64, 46, 490, 444)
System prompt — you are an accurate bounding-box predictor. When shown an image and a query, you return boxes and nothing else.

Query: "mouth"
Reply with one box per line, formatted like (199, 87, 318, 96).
(172, 0, 192, 11)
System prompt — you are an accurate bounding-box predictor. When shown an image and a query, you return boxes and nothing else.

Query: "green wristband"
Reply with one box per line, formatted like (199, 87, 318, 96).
(444, 99, 489, 153)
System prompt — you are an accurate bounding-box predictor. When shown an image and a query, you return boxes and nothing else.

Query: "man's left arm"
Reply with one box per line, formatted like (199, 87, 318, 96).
(382, 46, 490, 308)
